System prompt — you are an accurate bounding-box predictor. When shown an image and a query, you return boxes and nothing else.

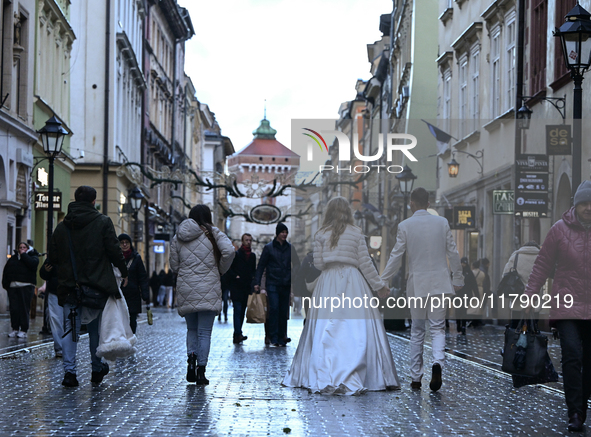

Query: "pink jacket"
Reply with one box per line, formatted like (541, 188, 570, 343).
(525, 207, 591, 320)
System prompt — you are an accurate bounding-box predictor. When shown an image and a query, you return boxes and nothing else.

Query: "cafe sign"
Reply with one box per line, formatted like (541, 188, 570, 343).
(34, 192, 61, 211)
(453, 206, 476, 229)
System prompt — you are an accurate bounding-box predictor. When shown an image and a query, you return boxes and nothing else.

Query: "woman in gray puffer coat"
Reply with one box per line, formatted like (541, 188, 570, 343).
(170, 205, 235, 385)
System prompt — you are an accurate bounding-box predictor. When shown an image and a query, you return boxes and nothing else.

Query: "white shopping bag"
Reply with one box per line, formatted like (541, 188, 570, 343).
(96, 269, 137, 360)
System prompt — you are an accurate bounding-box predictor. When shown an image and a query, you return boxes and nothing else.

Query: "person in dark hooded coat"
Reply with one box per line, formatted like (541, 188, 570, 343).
(118, 233, 150, 334)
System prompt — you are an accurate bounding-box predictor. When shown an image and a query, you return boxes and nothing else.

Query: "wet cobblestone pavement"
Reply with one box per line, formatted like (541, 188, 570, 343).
(0, 309, 583, 436)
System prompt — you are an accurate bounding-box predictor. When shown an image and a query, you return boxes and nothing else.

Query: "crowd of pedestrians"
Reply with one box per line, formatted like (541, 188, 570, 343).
(3, 182, 591, 433)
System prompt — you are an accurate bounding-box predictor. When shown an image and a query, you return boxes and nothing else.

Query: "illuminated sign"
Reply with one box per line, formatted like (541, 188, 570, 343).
(453, 206, 476, 229)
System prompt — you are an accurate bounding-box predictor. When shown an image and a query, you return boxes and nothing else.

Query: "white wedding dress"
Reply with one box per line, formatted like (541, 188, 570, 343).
(282, 226, 400, 395)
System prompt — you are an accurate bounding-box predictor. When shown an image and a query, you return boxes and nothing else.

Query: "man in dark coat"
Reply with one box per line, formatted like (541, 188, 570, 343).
(254, 223, 300, 347)
(118, 233, 150, 334)
(226, 233, 256, 343)
(48, 186, 128, 388)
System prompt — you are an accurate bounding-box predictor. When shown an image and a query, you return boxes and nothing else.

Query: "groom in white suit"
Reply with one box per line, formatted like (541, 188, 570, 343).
(381, 187, 463, 391)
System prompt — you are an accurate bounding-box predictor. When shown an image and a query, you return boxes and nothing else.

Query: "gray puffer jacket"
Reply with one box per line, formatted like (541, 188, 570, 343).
(170, 220, 235, 317)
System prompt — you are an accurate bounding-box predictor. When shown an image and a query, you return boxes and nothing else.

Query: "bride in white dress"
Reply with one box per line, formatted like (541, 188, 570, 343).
(283, 197, 400, 395)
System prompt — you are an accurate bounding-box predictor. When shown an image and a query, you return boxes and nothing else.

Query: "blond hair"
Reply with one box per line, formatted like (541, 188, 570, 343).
(318, 197, 355, 249)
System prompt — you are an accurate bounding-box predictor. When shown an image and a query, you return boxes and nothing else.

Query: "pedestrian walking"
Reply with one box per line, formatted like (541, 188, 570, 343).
(283, 197, 399, 394)
(501, 241, 540, 326)
(524, 180, 591, 432)
(157, 269, 166, 306)
(381, 187, 463, 392)
(163, 270, 174, 308)
(2, 242, 39, 338)
(226, 233, 256, 343)
(253, 223, 300, 347)
(118, 234, 150, 334)
(48, 185, 128, 388)
(455, 257, 478, 335)
(170, 204, 235, 385)
(149, 271, 160, 307)
(39, 259, 63, 357)
(470, 260, 485, 326)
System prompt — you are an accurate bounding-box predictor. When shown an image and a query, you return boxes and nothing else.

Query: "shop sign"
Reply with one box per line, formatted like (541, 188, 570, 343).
(34, 192, 61, 211)
(515, 193, 549, 218)
(153, 245, 165, 253)
(515, 154, 549, 218)
(493, 190, 514, 214)
(453, 206, 476, 229)
(546, 125, 571, 155)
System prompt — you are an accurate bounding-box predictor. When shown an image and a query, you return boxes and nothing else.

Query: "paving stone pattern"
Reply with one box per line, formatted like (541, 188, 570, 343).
(0, 309, 579, 436)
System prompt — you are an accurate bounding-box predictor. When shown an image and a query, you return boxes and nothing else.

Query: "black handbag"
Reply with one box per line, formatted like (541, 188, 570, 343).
(497, 253, 525, 297)
(501, 319, 549, 377)
(66, 228, 109, 310)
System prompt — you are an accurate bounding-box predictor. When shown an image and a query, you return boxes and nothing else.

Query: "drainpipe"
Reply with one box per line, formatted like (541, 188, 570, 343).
(103, 0, 112, 215)
(513, 0, 525, 250)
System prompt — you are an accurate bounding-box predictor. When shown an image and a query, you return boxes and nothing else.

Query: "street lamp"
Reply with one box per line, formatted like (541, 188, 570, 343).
(554, 4, 591, 197)
(447, 157, 460, 178)
(395, 165, 417, 222)
(129, 187, 144, 248)
(516, 104, 533, 130)
(37, 116, 69, 254)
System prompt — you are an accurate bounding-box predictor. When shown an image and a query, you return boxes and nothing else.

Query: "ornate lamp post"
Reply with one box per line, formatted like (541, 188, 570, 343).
(447, 157, 460, 178)
(129, 187, 144, 248)
(395, 165, 417, 287)
(37, 116, 68, 253)
(554, 4, 591, 197)
(516, 104, 533, 130)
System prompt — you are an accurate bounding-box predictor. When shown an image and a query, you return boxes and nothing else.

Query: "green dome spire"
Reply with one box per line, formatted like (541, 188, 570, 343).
(252, 118, 277, 140)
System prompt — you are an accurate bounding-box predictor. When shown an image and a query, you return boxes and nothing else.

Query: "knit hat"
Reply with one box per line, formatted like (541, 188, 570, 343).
(118, 233, 134, 250)
(276, 223, 288, 236)
(574, 180, 591, 207)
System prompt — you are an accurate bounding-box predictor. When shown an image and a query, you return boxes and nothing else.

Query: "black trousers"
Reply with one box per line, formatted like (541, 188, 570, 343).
(7, 286, 34, 332)
(555, 320, 591, 417)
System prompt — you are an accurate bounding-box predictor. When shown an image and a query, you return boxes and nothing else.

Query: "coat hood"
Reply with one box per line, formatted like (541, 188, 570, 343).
(516, 245, 540, 256)
(63, 201, 102, 230)
(562, 207, 585, 231)
(176, 219, 205, 242)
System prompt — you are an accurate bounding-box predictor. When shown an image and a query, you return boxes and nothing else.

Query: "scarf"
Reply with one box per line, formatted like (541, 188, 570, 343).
(123, 248, 133, 260)
(241, 245, 252, 260)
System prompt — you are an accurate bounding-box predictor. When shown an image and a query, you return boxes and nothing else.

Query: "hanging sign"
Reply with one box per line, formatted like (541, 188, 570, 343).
(493, 190, 514, 214)
(34, 192, 62, 211)
(546, 125, 571, 155)
(452, 206, 476, 229)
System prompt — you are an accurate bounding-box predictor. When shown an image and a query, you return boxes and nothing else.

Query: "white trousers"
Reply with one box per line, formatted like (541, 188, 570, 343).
(47, 293, 63, 353)
(409, 296, 447, 382)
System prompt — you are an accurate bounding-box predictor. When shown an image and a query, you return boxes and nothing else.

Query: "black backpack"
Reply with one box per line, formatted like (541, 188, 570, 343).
(497, 253, 525, 297)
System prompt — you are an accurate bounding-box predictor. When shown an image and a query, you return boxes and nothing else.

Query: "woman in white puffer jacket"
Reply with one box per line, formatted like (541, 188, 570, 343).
(170, 205, 235, 385)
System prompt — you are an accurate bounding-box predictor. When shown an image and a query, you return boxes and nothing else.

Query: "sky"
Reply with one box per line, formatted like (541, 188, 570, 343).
(177, 0, 393, 153)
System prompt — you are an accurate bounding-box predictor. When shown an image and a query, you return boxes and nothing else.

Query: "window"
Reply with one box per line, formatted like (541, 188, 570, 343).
(470, 45, 480, 132)
(505, 13, 516, 110)
(530, 0, 547, 95)
(459, 56, 468, 137)
(491, 27, 501, 118)
(443, 69, 452, 132)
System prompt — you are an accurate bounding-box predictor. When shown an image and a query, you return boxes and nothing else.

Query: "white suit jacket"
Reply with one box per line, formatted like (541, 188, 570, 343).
(381, 209, 463, 298)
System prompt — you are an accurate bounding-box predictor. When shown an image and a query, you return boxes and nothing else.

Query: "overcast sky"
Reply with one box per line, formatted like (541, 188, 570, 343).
(177, 0, 392, 153)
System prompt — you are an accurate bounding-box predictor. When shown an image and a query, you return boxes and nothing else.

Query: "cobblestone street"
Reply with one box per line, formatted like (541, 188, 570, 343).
(0, 308, 580, 436)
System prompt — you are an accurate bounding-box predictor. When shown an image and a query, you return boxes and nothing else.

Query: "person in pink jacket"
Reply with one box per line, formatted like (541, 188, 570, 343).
(525, 180, 591, 432)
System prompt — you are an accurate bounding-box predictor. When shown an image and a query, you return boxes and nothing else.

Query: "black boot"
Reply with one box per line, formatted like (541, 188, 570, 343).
(196, 366, 209, 385)
(186, 353, 197, 382)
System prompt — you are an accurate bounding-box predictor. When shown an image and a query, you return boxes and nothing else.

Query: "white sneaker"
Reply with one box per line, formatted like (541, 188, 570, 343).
(7, 330, 17, 338)
(16, 331, 27, 338)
